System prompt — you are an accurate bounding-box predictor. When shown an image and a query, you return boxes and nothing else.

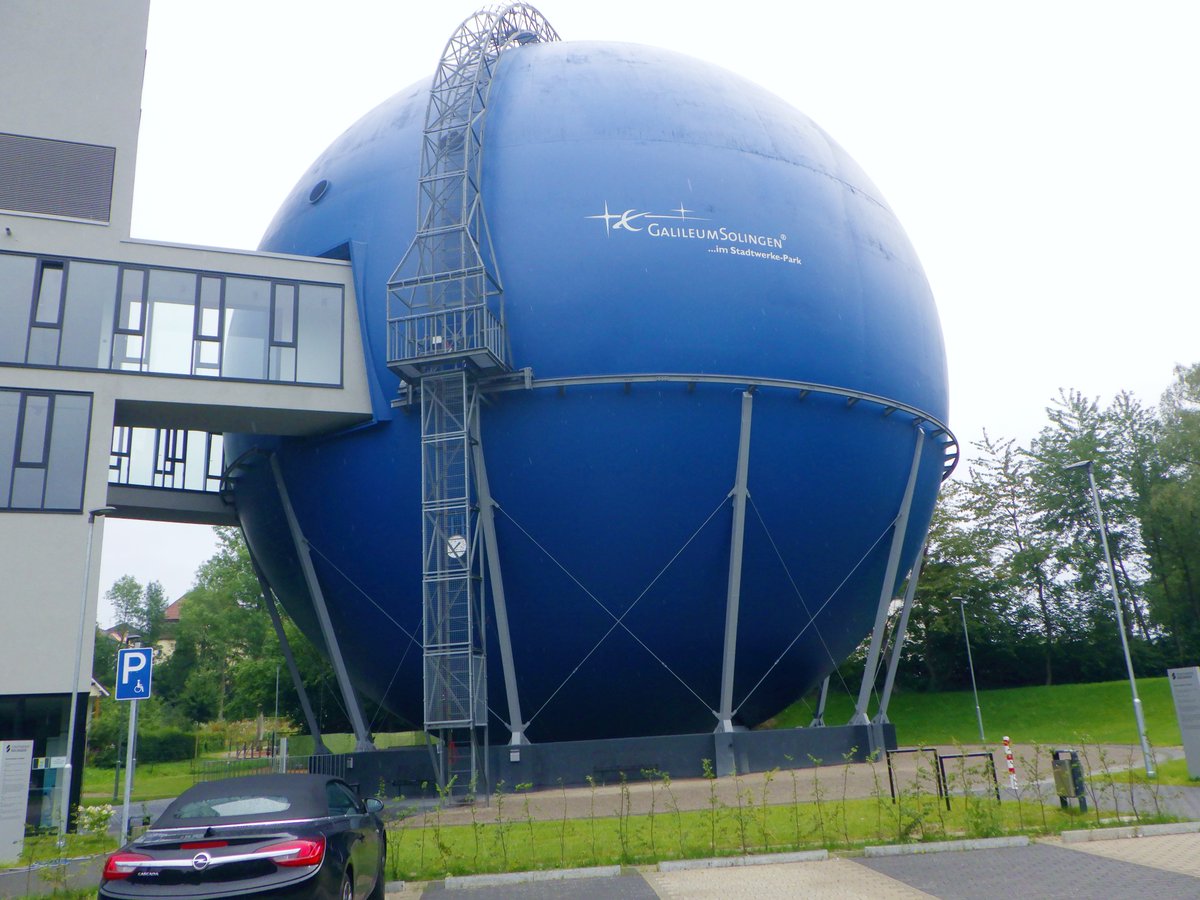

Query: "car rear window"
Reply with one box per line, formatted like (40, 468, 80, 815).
(174, 795, 292, 819)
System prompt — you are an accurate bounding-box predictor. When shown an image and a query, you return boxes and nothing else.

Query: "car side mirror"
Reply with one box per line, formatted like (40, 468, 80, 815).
(364, 798, 384, 814)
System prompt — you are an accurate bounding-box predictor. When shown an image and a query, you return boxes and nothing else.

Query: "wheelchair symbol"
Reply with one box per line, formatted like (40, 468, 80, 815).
(134, 680, 145, 694)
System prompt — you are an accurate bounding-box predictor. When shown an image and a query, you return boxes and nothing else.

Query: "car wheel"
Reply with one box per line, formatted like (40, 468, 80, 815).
(340, 869, 354, 900)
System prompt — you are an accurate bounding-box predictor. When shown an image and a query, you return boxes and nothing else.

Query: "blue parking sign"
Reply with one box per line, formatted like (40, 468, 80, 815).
(115, 648, 153, 701)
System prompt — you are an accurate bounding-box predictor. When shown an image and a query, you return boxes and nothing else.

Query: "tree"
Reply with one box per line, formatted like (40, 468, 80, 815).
(92, 626, 119, 691)
(962, 432, 1062, 684)
(142, 580, 169, 644)
(1139, 364, 1200, 658)
(105, 575, 172, 644)
(153, 526, 406, 734)
(159, 528, 266, 721)
(105, 575, 144, 638)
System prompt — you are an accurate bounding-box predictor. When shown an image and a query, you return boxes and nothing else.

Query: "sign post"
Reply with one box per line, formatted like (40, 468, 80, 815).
(116, 647, 153, 840)
(1169, 666, 1200, 779)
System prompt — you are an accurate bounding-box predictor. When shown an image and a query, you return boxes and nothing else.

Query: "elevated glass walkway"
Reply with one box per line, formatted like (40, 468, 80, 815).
(0, 249, 344, 385)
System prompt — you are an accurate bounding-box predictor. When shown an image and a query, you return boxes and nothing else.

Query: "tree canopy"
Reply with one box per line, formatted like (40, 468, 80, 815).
(96, 527, 406, 741)
(891, 363, 1200, 694)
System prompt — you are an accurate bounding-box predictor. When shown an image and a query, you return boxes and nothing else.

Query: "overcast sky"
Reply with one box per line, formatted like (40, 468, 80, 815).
(97, 1, 1200, 622)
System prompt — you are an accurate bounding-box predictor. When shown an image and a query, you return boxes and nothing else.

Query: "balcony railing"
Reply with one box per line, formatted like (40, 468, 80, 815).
(386, 303, 506, 382)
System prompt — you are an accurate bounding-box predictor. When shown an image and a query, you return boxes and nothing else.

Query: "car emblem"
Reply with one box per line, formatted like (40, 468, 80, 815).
(191, 851, 211, 871)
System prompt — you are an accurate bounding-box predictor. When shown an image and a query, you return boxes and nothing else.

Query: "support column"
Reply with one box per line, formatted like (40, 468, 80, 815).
(809, 676, 831, 727)
(874, 537, 927, 725)
(849, 427, 925, 726)
(717, 391, 754, 733)
(246, 545, 329, 755)
(270, 455, 375, 751)
(470, 414, 526, 746)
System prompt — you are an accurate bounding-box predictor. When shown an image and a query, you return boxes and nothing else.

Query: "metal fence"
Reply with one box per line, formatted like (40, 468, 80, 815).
(192, 752, 348, 784)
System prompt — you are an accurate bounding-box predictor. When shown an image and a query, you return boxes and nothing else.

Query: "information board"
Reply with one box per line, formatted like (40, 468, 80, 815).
(1168, 666, 1200, 779)
(0, 740, 34, 864)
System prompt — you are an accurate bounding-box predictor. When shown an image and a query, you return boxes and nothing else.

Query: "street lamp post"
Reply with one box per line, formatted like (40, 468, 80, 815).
(953, 596, 986, 742)
(60, 505, 117, 844)
(1066, 459, 1155, 777)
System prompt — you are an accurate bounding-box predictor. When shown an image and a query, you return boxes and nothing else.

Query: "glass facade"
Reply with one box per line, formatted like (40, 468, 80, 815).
(109, 427, 223, 493)
(0, 389, 91, 512)
(0, 251, 344, 385)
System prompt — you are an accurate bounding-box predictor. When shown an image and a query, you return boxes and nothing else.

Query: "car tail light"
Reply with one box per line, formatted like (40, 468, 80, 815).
(259, 837, 326, 867)
(180, 840, 229, 850)
(102, 852, 153, 880)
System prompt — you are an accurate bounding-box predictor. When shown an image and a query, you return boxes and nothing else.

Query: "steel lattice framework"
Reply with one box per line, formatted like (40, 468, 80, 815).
(386, 4, 560, 794)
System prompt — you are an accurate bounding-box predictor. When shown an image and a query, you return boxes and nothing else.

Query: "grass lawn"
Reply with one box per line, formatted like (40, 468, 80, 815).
(80, 759, 196, 805)
(1109, 757, 1200, 787)
(0, 830, 119, 871)
(78, 733, 427, 804)
(384, 790, 1113, 882)
(768, 677, 1184, 747)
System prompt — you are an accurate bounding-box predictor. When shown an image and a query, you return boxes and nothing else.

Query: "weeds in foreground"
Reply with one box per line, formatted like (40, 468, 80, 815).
(492, 779, 509, 869)
(642, 768, 659, 857)
(785, 755, 802, 850)
(702, 758, 719, 855)
(384, 779, 1097, 881)
(585, 775, 598, 864)
(839, 748, 856, 846)
(867, 751, 887, 842)
(558, 778, 568, 868)
(757, 767, 777, 853)
(617, 773, 632, 862)
(732, 766, 749, 855)
(517, 782, 535, 859)
(1020, 742, 1050, 831)
(661, 771, 685, 857)
(808, 755, 827, 845)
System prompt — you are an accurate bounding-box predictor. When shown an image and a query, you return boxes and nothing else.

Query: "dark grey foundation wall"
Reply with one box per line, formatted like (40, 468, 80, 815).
(335, 724, 896, 800)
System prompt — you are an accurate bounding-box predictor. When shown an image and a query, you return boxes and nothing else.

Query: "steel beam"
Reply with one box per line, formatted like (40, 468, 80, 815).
(270, 455, 375, 751)
(809, 675, 832, 727)
(717, 391, 754, 732)
(470, 413, 526, 745)
(874, 537, 927, 725)
(849, 427, 925, 725)
(246, 544, 330, 754)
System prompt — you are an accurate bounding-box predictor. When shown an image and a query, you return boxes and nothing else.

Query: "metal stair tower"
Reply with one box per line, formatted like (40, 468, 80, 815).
(387, 4, 560, 795)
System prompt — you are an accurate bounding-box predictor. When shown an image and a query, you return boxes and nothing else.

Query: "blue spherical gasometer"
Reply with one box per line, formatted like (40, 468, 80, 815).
(230, 33, 953, 742)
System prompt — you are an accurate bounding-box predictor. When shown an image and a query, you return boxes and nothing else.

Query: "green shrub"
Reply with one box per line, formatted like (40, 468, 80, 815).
(91, 726, 195, 766)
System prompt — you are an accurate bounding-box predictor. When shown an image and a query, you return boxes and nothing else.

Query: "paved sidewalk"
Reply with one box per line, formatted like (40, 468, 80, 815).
(402, 832, 1200, 898)
(858, 835, 1200, 899)
(645, 857, 936, 898)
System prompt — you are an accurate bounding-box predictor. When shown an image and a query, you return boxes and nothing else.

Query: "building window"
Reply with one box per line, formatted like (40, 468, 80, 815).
(0, 389, 91, 512)
(109, 427, 223, 493)
(0, 251, 344, 385)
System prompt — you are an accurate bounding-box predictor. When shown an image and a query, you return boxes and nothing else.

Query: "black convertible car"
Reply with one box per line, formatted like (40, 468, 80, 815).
(99, 773, 386, 900)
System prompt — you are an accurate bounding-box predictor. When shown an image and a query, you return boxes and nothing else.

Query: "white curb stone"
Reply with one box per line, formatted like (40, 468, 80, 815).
(444, 865, 622, 889)
(863, 836, 1029, 857)
(658, 850, 828, 871)
(1061, 820, 1200, 843)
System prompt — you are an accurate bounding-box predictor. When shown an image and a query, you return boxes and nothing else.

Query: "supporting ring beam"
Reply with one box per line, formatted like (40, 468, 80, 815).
(477, 370, 959, 479)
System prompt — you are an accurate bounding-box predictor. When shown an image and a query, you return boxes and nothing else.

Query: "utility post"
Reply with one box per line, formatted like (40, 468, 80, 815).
(1065, 459, 1155, 777)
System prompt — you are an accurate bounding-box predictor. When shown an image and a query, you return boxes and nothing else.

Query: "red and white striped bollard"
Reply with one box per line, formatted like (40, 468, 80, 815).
(1003, 735, 1017, 790)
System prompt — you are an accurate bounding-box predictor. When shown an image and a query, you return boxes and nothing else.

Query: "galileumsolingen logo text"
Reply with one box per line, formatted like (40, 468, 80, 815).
(587, 203, 801, 265)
